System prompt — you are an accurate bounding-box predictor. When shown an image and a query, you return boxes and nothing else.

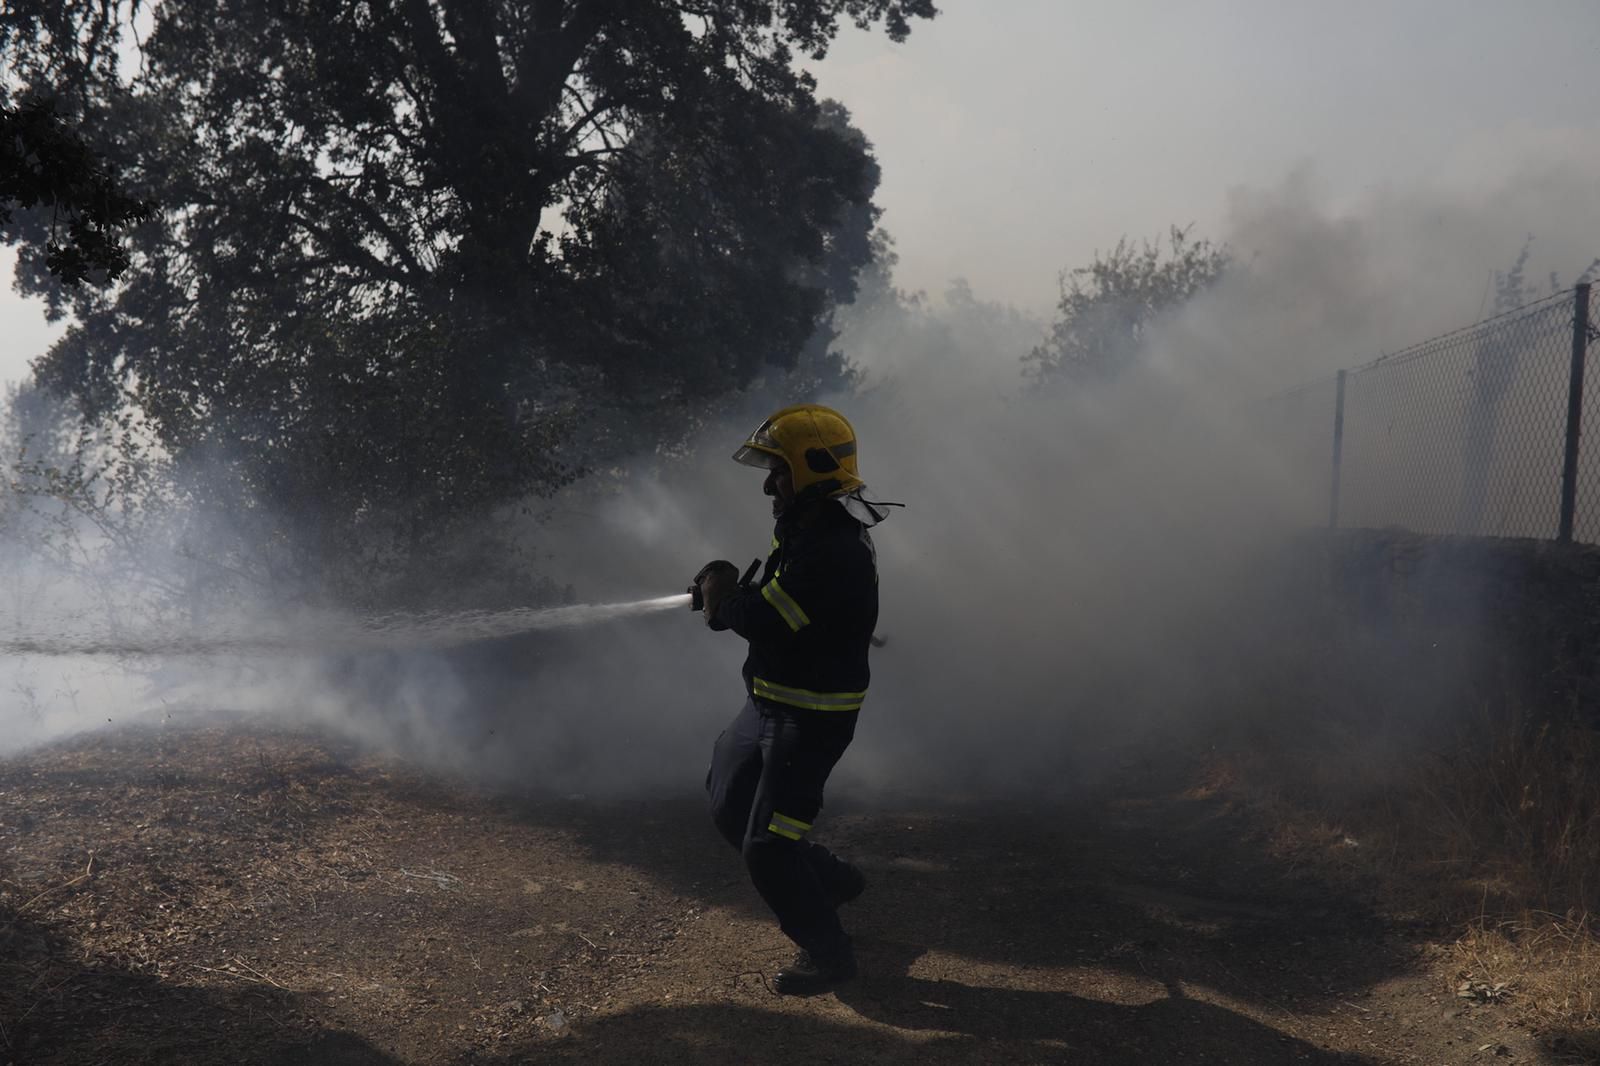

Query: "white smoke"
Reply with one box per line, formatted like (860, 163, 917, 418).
(3, 160, 1598, 797)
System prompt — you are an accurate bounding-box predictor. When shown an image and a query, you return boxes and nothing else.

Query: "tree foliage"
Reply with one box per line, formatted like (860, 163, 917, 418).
(0, 97, 154, 284)
(1026, 225, 1230, 387)
(1484, 237, 1600, 316)
(2, 0, 932, 601)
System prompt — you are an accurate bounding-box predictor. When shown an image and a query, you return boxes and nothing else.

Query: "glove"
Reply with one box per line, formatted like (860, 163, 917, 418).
(694, 559, 740, 622)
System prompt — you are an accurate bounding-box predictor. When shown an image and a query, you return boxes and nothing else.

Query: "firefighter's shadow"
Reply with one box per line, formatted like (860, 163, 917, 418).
(834, 940, 1370, 1063)
(539, 783, 1410, 1016)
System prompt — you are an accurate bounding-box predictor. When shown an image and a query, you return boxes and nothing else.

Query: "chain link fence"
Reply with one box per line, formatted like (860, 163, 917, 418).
(1264, 284, 1598, 544)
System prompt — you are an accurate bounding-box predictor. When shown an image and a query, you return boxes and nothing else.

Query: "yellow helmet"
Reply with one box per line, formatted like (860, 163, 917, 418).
(733, 403, 865, 500)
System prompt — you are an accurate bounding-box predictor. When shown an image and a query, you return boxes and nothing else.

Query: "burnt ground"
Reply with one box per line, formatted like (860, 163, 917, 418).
(0, 722, 1580, 1065)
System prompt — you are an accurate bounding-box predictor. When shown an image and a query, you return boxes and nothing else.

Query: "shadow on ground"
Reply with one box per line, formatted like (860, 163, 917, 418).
(469, 973, 1381, 1065)
(502, 768, 1414, 1019)
(0, 903, 397, 1066)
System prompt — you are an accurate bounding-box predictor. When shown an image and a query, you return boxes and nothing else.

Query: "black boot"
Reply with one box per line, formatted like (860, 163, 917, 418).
(773, 947, 858, 996)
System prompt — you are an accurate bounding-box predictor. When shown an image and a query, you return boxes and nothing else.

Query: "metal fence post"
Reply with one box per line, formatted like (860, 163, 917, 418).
(1558, 282, 1592, 543)
(1329, 369, 1347, 529)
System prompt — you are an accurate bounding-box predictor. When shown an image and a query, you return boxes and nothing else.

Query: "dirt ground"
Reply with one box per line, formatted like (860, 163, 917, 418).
(0, 721, 1587, 1065)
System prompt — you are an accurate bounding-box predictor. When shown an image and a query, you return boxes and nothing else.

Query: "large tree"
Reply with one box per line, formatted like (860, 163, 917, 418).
(2, 0, 931, 600)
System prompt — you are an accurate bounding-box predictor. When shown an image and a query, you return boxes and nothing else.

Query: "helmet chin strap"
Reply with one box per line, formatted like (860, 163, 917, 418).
(789, 478, 842, 508)
(775, 477, 848, 519)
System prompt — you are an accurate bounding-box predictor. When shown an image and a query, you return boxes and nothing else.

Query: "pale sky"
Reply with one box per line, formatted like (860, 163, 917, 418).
(4, 0, 1599, 389)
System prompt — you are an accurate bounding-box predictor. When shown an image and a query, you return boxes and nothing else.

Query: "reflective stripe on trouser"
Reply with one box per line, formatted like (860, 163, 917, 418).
(705, 698, 860, 957)
(752, 676, 865, 712)
(767, 811, 812, 841)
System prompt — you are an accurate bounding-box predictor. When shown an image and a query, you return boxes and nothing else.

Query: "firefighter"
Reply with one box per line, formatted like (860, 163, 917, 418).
(696, 403, 892, 995)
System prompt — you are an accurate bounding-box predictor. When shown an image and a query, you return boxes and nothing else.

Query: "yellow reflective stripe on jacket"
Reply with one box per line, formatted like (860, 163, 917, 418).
(760, 578, 810, 632)
(767, 811, 813, 841)
(752, 676, 865, 712)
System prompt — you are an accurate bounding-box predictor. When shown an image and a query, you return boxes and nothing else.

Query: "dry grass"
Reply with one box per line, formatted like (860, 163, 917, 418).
(1204, 530, 1600, 1046)
(1417, 708, 1600, 918)
(1453, 914, 1600, 1060)
(1210, 669, 1600, 1045)
(1426, 710, 1600, 1050)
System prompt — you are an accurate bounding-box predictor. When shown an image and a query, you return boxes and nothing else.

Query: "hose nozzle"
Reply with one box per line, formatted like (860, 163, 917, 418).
(688, 557, 762, 611)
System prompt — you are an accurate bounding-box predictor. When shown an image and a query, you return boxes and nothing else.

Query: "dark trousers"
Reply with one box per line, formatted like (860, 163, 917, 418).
(705, 697, 859, 958)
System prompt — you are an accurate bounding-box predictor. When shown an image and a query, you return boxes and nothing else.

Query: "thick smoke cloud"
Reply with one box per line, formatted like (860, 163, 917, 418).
(4, 160, 1598, 800)
(501, 161, 1600, 797)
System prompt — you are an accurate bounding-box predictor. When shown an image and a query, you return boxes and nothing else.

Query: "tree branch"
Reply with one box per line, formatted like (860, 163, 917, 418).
(286, 208, 415, 290)
(512, 0, 615, 119)
(439, 0, 510, 105)
(302, 173, 429, 282)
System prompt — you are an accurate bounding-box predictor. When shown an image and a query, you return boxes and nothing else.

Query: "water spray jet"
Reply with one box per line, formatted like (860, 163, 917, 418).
(1, 593, 695, 659)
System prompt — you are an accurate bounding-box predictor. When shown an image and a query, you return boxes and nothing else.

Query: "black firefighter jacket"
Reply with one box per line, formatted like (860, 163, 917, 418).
(709, 499, 879, 713)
